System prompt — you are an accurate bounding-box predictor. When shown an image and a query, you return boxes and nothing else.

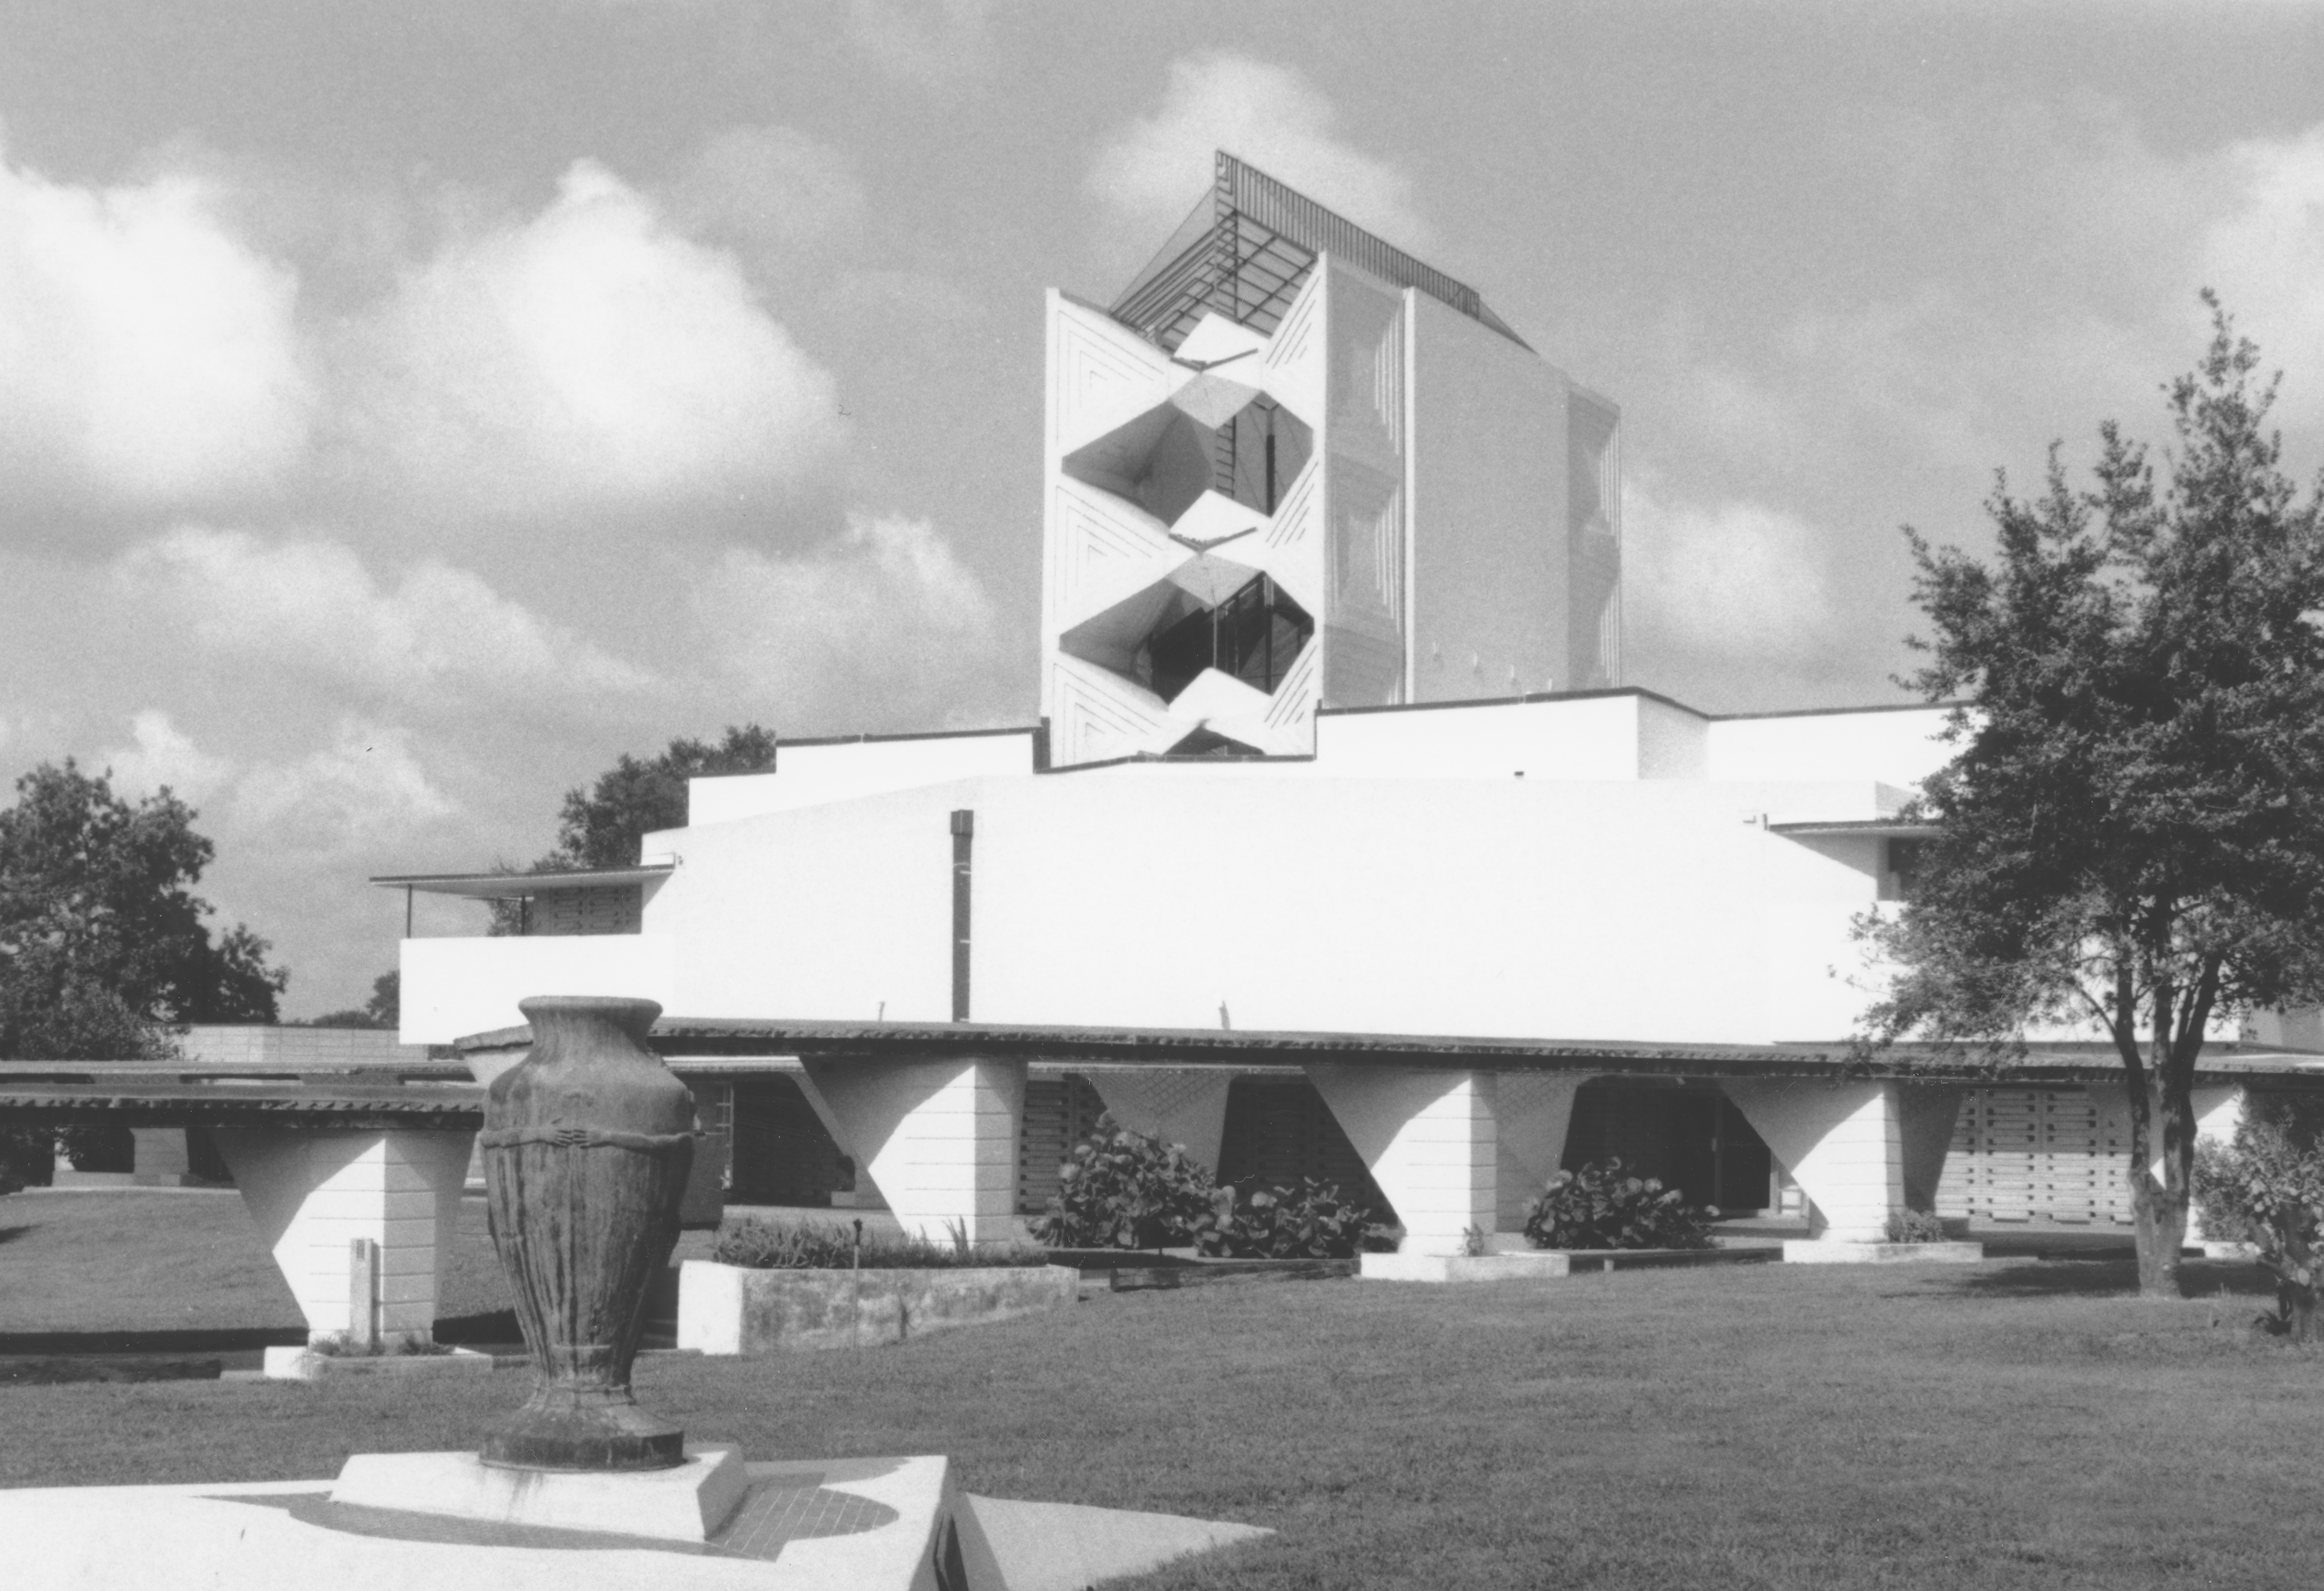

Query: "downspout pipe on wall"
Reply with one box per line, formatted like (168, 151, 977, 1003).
(950, 809, 974, 1021)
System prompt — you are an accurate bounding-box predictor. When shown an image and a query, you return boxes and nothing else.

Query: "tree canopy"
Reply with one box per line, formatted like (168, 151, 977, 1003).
(0, 760, 285, 1061)
(543, 725, 777, 871)
(301, 968, 400, 1031)
(1866, 298, 2324, 1292)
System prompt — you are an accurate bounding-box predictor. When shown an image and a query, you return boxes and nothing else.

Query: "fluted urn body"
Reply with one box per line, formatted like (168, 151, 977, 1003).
(481, 995, 696, 1471)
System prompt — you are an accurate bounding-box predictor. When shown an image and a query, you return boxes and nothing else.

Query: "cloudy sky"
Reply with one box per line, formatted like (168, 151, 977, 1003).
(2, 1, 2321, 1016)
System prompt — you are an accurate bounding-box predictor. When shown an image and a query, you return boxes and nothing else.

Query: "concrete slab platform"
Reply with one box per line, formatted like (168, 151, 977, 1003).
(957, 1494, 1271, 1591)
(0, 1455, 958, 1590)
(1782, 1240, 1985, 1264)
(331, 1443, 750, 1542)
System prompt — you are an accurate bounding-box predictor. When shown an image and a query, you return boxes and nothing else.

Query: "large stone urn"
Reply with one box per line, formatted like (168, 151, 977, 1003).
(480, 995, 696, 1471)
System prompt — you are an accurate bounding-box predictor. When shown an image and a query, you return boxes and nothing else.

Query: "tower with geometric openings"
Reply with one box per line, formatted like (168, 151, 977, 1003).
(1041, 152, 1622, 766)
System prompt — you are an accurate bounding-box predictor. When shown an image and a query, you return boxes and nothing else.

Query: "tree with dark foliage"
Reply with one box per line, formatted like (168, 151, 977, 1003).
(1863, 299, 2324, 1296)
(485, 726, 777, 936)
(547, 725, 778, 869)
(0, 760, 285, 1060)
(302, 969, 400, 1031)
(0, 761, 286, 1188)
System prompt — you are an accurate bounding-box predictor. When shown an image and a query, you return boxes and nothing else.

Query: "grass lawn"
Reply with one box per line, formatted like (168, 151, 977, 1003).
(6, 1194, 2323, 1588)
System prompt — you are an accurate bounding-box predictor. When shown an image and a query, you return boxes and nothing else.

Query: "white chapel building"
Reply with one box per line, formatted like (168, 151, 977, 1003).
(383, 154, 2320, 1261)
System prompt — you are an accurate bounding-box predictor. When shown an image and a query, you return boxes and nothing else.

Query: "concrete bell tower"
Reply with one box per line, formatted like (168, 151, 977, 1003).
(1039, 152, 1621, 768)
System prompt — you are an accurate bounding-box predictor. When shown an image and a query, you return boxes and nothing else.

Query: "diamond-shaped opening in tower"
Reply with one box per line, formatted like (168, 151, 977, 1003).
(1146, 572, 1313, 704)
(1060, 559, 1314, 707)
(1062, 394, 1314, 527)
(1211, 395, 1312, 516)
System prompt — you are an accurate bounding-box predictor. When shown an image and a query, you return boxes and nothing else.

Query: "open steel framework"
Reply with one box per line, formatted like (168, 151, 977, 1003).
(1108, 151, 1533, 353)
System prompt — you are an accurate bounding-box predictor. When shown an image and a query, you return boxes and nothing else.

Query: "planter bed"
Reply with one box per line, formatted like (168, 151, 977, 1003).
(1037, 1248, 1201, 1273)
(1536, 1244, 1783, 1273)
(260, 1345, 503, 1381)
(1109, 1257, 1358, 1292)
(676, 1259, 1079, 1355)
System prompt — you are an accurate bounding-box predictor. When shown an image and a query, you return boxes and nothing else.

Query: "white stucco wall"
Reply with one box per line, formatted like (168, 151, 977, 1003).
(400, 935, 674, 1045)
(1311, 694, 1699, 781)
(1707, 706, 1953, 790)
(684, 729, 1038, 828)
(590, 771, 1893, 1044)
(397, 697, 1959, 1047)
(1407, 292, 1568, 704)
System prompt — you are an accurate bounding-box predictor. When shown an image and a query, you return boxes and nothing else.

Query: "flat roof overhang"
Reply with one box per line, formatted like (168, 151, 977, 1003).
(0, 1070, 484, 1129)
(452, 1016, 2324, 1088)
(370, 865, 673, 901)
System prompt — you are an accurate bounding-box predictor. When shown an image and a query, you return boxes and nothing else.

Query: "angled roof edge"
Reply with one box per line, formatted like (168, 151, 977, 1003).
(1108, 150, 1533, 354)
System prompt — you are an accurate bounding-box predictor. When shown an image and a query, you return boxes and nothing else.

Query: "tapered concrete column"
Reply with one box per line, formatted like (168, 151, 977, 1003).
(1720, 1081, 1902, 1242)
(210, 1128, 474, 1346)
(799, 1057, 1025, 1244)
(1494, 1073, 1587, 1231)
(1897, 1086, 1966, 1214)
(1308, 1065, 1495, 1256)
(1087, 1069, 1234, 1173)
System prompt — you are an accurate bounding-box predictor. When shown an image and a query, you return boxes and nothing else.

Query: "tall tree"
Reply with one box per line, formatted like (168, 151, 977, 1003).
(1865, 298, 2324, 1295)
(0, 760, 285, 1060)
(486, 727, 777, 935)
(545, 725, 777, 870)
(301, 969, 400, 1031)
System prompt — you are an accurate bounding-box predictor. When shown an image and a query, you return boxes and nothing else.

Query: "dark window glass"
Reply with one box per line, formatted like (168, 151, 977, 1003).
(1142, 573, 1313, 703)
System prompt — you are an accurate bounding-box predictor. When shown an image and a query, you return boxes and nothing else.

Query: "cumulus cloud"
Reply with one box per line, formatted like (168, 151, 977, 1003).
(2203, 125, 2324, 412)
(102, 710, 235, 803)
(1622, 482, 1840, 667)
(694, 513, 1005, 730)
(231, 718, 458, 854)
(114, 525, 653, 701)
(0, 143, 310, 509)
(1088, 54, 1430, 249)
(98, 711, 455, 857)
(330, 160, 845, 516)
(665, 125, 868, 260)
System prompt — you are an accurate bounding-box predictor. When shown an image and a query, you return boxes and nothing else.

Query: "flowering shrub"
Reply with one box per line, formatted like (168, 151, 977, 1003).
(1523, 1159, 1715, 1251)
(2191, 1107, 2324, 1341)
(1032, 1114, 1393, 1257)
(1030, 1114, 1218, 1251)
(1884, 1208, 1950, 1244)
(1195, 1178, 1390, 1260)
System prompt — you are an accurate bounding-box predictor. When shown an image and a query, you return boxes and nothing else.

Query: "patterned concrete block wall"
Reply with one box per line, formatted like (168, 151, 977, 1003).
(1938, 1089, 2134, 1224)
(1017, 1073, 1107, 1216)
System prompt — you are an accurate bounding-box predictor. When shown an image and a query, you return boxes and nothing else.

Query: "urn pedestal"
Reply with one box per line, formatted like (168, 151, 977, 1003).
(480, 995, 697, 1471)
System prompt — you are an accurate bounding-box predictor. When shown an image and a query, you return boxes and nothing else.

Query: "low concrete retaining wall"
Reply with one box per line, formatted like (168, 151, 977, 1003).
(262, 1345, 502, 1381)
(1782, 1240, 1984, 1265)
(677, 1260, 1079, 1354)
(1364, 1246, 1781, 1283)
